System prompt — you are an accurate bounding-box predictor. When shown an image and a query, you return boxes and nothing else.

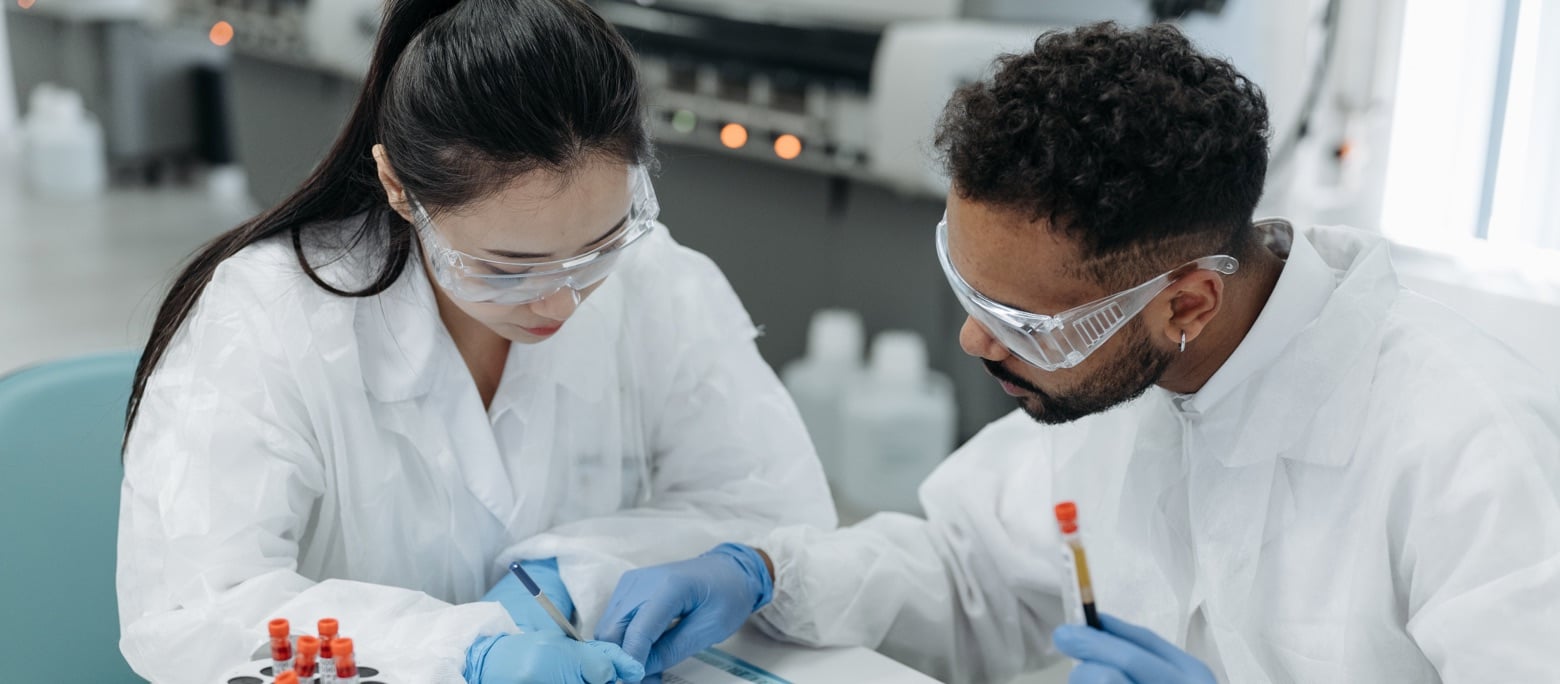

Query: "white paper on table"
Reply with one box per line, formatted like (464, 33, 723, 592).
(662, 648, 793, 684)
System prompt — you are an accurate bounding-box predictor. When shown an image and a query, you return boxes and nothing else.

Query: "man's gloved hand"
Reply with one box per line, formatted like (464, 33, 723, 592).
(595, 543, 772, 676)
(484, 558, 574, 633)
(1053, 613, 1216, 684)
(463, 632, 644, 684)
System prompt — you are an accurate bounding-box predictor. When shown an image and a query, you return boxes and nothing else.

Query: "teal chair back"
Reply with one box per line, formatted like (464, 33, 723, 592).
(0, 350, 144, 682)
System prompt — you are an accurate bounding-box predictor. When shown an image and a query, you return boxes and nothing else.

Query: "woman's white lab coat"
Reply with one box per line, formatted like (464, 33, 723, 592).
(754, 223, 1560, 683)
(116, 221, 835, 684)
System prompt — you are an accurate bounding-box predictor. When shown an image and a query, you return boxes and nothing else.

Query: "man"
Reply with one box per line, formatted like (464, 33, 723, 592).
(593, 22, 1560, 684)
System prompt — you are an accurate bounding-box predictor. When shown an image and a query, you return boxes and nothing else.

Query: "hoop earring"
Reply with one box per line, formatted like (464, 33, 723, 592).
(1180, 331, 1187, 353)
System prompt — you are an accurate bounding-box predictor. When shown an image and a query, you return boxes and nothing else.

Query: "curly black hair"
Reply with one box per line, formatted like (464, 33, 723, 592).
(935, 22, 1270, 286)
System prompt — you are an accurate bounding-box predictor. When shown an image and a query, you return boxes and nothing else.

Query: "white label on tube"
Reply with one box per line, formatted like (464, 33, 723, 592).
(1059, 544, 1086, 626)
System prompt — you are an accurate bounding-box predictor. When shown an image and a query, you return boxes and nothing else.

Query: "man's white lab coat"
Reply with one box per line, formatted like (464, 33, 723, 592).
(755, 223, 1560, 683)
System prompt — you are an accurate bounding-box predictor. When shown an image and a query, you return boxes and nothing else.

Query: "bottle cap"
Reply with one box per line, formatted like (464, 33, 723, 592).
(808, 309, 864, 364)
(332, 638, 353, 657)
(297, 635, 319, 656)
(870, 331, 927, 384)
(268, 619, 290, 638)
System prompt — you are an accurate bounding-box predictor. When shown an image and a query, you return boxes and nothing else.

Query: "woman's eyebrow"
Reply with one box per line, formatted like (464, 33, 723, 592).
(482, 213, 630, 259)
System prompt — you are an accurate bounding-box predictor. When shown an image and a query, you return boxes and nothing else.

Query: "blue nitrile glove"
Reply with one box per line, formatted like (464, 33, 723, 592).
(463, 632, 644, 684)
(1053, 613, 1216, 684)
(484, 558, 575, 633)
(594, 543, 772, 676)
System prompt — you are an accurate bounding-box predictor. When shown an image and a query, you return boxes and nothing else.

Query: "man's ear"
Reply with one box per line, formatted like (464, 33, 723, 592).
(1154, 269, 1226, 349)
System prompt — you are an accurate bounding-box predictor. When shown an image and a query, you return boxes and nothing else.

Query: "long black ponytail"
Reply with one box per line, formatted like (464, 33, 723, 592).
(125, 0, 650, 442)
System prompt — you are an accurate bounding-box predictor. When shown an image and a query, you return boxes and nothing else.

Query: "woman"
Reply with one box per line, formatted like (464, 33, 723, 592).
(115, 1, 834, 683)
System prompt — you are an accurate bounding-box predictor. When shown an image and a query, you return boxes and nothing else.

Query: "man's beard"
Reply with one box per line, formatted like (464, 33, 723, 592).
(985, 324, 1174, 425)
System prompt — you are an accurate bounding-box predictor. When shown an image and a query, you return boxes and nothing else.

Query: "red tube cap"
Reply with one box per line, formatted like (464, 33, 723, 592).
(331, 638, 353, 657)
(1054, 501, 1079, 534)
(268, 618, 290, 638)
(297, 635, 319, 655)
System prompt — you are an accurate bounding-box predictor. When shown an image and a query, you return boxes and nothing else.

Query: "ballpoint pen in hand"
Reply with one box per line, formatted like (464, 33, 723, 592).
(509, 561, 585, 641)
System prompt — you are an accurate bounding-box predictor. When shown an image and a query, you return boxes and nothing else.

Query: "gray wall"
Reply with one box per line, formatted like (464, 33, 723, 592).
(228, 54, 358, 204)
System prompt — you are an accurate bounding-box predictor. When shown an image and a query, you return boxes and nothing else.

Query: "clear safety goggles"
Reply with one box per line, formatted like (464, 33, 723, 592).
(409, 165, 660, 306)
(935, 215, 1239, 371)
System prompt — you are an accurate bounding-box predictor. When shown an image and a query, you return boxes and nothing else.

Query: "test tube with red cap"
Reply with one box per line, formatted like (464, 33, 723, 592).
(268, 619, 294, 674)
(275, 671, 299, 684)
(293, 635, 319, 678)
(332, 637, 359, 684)
(318, 618, 339, 684)
(1055, 501, 1103, 629)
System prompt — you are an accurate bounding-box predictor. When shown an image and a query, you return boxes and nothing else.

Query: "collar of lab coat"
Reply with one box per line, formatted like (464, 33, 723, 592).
(354, 247, 446, 403)
(1174, 220, 1399, 467)
(354, 243, 626, 406)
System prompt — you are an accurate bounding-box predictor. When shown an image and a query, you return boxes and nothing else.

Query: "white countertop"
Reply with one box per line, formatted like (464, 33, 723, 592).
(711, 626, 941, 683)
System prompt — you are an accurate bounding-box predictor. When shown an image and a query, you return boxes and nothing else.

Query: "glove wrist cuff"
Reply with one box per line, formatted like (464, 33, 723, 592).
(705, 543, 775, 612)
(463, 633, 503, 683)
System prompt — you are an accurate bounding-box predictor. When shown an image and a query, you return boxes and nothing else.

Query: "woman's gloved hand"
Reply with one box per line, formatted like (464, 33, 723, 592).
(594, 543, 772, 676)
(463, 632, 644, 684)
(483, 558, 574, 633)
(1053, 613, 1216, 684)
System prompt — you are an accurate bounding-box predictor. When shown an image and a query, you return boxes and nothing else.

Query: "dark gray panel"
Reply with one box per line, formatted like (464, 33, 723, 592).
(227, 54, 358, 205)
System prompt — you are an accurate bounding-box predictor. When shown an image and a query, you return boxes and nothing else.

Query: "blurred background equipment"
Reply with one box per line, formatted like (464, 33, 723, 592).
(9, 0, 1556, 437)
(166, 0, 372, 205)
(6, 0, 1560, 544)
(5, 0, 226, 182)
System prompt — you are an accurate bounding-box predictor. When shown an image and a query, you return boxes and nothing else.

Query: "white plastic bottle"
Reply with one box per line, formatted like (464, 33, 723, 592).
(838, 331, 956, 516)
(21, 84, 107, 200)
(781, 309, 865, 486)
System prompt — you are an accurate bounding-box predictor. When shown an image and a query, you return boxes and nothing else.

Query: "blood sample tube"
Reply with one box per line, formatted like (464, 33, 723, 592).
(269, 618, 294, 674)
(318, 618, 339, 684)
(294, 635, 319, 679)
(332, 638, 359, 684)
(1055, 501, 1103, 629)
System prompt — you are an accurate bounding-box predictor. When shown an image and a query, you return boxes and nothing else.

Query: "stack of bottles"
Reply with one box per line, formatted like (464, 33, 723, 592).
(783, 310, 956, 517)
(837, 331, 955, 516)
(266, 617, 360, 684)
(781, 309, 865, 485)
